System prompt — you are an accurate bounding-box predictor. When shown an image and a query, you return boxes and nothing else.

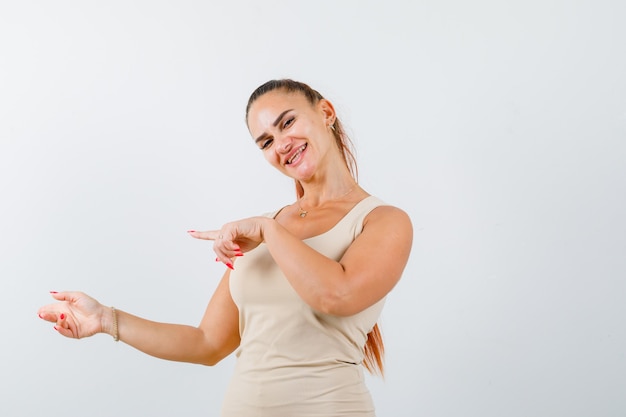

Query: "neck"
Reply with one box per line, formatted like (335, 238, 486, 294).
(299, 180, 357, 207)
(296, 179, 358, 220)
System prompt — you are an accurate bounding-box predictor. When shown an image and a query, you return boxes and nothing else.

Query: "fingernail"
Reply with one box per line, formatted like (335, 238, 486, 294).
(226, 263, 234, 270)
(235, 253, 244, 257)
(38, 313, 43, 319)
(215, 257, 220, 262)
(50, 291, 58, 294)
(187, 230, 195, 233)
(60, 313, 65, 320)
(53, 326, 59, 331)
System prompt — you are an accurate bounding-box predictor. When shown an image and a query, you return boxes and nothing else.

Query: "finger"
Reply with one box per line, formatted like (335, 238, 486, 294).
(187, 230, 221, 241)
(54, 324, 75, 338)
(37, 308, 58, 323)
(215, 251, 235, 269)
(38, 301, 65, 323)
(218, 259, 235, 270)
(225, 241, 242, 253)
(215, 240, 242, 254)
(49, 290, 81, 303)
(56, 312, 70, 330)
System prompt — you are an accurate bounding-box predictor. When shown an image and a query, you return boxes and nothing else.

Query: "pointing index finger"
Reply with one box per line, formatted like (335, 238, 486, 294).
(187, 230, 220, 241)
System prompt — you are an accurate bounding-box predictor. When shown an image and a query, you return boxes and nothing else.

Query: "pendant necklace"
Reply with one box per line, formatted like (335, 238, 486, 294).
(297, 187, 356, 218)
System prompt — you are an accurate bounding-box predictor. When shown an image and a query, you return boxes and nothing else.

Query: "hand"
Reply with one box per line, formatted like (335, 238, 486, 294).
(188, 216, 269, 269)
(37, 291, 108, 339)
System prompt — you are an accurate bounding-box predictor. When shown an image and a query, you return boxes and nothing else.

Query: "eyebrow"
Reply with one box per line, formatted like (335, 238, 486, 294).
(254, 109, 294, 144)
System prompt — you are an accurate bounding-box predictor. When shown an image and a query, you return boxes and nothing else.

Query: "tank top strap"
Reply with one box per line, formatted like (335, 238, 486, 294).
(340, 195, 387, 239)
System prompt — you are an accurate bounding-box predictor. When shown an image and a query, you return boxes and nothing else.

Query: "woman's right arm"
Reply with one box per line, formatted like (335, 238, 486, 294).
(37, 271, 240, 366)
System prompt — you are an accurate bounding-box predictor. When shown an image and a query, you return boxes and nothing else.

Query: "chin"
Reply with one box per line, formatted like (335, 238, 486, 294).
(293, 167, 316, 182)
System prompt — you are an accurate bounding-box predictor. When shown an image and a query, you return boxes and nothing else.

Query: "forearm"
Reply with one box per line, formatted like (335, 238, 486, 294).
(262, 219, 348, 314)
(102, 308, 217, 365)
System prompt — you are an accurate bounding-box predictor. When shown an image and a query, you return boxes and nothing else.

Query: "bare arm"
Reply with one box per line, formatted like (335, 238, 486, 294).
(193, 205, 413, 316)
(263, 206, 413, 316)
(38, 271, 240, 366)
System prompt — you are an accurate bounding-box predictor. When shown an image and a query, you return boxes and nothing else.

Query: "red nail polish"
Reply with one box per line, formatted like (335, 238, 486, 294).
(53, 326, 59, 331)
(235, 253, 244, 257)
(50, 291, 58, 294)
(38, 313, 43, 319)
(215, 257, 220, 262)
(187, 230, 195, 233)
(226, 263, 234, 270)
(60, 314, 65, 320)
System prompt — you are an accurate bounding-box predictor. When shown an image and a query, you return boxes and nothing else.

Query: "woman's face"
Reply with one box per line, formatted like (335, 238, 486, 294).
(247, 90, 336, 182)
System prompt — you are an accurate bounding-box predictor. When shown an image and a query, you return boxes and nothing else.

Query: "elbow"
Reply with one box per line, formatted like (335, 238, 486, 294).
(313, 278, 385, 317)
(198, 358, 220, 367)
(311, 269, 358, 316)
(315, 289, 356, 317)
(317, 297, 341, 316)
(193, 327, 239, 366)
(193, 338, 238, 367)
(195, 351, 226, 367)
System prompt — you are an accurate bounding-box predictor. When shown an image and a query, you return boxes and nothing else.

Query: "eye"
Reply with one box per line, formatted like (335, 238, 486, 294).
(282, 117, 294, 129)
(260, 138, 273, 150)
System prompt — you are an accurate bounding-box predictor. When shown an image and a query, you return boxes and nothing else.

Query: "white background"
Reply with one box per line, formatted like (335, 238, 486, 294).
(1, 1, 625, 416)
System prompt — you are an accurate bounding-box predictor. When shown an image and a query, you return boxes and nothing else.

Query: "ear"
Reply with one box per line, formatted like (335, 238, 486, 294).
(318, 98, 336, 126)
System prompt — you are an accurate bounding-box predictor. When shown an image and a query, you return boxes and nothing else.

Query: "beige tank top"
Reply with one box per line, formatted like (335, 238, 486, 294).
(222, 196, 387, 417)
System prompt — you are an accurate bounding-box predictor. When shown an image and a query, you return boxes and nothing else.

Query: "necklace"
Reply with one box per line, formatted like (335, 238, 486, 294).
(297, 187, 356, 218)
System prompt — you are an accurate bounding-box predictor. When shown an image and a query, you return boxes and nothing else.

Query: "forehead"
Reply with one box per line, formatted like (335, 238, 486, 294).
(247, 90, 314, 133)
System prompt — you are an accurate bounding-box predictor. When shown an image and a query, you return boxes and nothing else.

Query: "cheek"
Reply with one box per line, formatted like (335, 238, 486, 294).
(263, 151, 280, 166)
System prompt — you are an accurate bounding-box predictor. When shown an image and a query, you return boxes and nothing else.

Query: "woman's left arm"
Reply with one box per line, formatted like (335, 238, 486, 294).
(263, 206, 413, 316)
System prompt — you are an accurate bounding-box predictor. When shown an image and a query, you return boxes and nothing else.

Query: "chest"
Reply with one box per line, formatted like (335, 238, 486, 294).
(275, 202, 356, 240)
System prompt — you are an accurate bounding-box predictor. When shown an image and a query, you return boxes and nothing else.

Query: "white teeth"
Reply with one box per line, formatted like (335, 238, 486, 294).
(287, 145, 306, 164)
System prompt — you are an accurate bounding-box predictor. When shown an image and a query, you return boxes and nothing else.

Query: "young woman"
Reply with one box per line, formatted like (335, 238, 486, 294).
(38, 79, 413, 416)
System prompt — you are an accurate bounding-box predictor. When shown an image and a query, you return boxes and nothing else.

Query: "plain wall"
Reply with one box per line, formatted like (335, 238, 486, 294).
(1, 1, 624, 416)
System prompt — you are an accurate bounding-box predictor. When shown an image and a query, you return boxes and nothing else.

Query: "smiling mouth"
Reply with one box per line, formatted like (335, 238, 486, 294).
(286, 144, 307, 165)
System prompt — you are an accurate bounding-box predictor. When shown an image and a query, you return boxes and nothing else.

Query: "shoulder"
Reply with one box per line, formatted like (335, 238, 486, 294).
(364, 204, 412, 226)
(362, 202, 413, 239)
(349, 194, 412, 232)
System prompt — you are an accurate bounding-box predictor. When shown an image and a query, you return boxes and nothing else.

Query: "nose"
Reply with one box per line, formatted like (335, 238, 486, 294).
(275, 135, 293, 154)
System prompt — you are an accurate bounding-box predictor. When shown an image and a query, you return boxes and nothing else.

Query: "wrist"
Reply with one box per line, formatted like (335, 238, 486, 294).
(260, 216, 277, 241)
(100, 306, 120, 341)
